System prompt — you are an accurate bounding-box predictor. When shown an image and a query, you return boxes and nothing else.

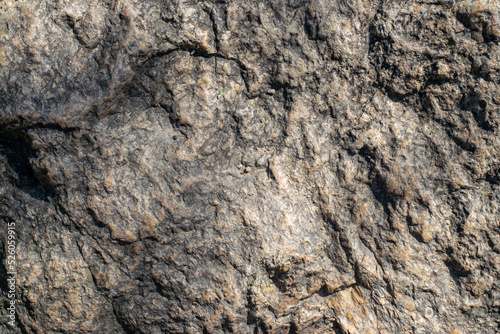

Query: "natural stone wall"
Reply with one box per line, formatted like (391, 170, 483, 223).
(0, 0, 498, 333)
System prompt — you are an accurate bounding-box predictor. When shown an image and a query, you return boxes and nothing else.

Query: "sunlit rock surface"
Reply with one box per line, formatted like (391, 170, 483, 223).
(0, 0, 499, 333)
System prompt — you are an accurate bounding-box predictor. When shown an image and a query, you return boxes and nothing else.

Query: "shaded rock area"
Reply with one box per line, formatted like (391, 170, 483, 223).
(0, 0, 499, 333)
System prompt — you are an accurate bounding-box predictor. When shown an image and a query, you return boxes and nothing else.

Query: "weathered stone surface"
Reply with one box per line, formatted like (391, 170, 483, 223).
(0, 0, 499, 333)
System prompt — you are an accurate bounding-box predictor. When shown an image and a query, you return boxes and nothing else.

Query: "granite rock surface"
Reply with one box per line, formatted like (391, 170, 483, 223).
(0, 0, 499, 333)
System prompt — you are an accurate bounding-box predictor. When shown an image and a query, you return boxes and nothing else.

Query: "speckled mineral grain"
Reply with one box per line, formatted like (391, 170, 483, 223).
(0, 0, 499, 333)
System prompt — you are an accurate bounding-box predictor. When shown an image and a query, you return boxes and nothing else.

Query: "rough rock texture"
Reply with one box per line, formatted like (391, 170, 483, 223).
(0, 0, 499, 333)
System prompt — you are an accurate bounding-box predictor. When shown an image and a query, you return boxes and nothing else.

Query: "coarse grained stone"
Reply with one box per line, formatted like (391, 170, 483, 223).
(0, 0, 499, 333)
